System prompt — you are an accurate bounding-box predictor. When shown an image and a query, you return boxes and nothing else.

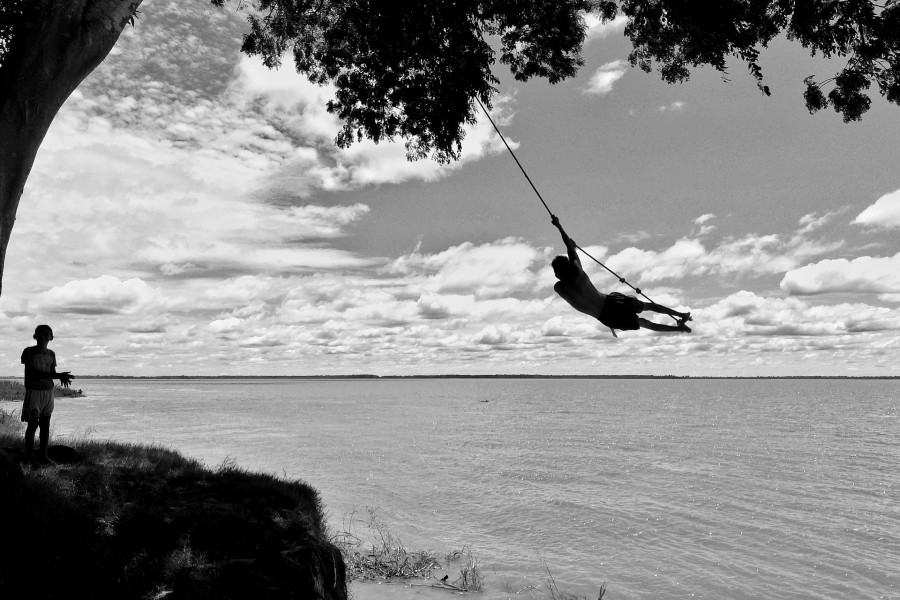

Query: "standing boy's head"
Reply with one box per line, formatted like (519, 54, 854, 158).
(33, 324, 53, 344)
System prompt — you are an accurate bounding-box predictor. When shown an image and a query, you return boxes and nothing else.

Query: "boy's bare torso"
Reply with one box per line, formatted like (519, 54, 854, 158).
(554, 271, 606, 319)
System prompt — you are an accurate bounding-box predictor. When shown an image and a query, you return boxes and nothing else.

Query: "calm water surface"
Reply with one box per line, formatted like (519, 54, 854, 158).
(37, 378, 899, 599)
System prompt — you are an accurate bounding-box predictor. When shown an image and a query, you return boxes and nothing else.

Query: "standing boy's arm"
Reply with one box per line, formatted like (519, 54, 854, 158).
(56, 371, 74, 387)
(25, 362, 74, 386)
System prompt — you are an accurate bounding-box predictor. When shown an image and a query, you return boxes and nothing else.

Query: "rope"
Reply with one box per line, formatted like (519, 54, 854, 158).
(475, 97, 665, 310)
(475, 98, 554, 218)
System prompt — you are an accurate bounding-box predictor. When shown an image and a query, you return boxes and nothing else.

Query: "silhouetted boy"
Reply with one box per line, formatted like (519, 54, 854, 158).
(551, 216, 692, 337)
(22, 325, 74, 468)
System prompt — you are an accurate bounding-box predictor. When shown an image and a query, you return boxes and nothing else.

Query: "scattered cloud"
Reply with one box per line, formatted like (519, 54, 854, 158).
(584, 60, 628, 95)
(603, 212, 846, 284)
(584, 14, 628, 41)
(658, 101, 686, 112)
(691, 214, 716, 236)
(614, 230, 653, 244)
(3, 209, 899, 374)
(853, 188, 900, 229)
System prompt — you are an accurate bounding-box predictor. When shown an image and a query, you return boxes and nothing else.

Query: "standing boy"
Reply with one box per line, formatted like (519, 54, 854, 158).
(21, 325, 74, 467)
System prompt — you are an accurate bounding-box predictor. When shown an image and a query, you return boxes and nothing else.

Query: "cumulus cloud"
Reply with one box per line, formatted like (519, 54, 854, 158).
(37, 276, 160, 315)
(605, 238, 707, 282)
(702, 290, 900, 338)
(385, 238, 546, 299)
(585, 60, 628, 95)
(9, 105, 377, 292)
(780, 253, 900, 295)
(229, 55, 512, 190)
(853, 188, 900, 229)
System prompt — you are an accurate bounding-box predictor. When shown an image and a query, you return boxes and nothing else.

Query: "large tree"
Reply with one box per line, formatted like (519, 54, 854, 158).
(1, 0, 898, 297)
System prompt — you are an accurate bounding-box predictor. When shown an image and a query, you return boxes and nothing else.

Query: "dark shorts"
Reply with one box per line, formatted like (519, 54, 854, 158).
(598, 292, 644, 331)
(21, 389, 54, 422)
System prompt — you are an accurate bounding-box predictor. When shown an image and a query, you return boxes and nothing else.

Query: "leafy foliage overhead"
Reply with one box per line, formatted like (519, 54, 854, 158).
(210, 0, 594, 162)
(610, 0, 900, 123)
(0, 0, 28, 69)
(210, 0, 899, 162)
(2, 1, 898, 162)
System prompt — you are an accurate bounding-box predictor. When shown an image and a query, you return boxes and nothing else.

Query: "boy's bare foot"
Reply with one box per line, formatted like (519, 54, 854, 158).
(680, 312, 692, 322)
(677, 319, 692, 333)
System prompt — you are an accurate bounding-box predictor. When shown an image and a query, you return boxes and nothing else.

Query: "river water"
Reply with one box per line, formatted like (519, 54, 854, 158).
(31, 377, 899, 599)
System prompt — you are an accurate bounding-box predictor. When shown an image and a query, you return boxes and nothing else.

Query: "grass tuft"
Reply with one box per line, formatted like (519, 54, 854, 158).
(451, 545, 484, 591)
(332, 507, 484, 591)
(335, 507, 441, 580)
(545, 563, 607, 600)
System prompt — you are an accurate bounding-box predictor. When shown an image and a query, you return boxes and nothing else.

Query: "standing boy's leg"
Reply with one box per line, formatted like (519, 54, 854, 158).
(38, 415, 52, 464)
(24, 419, 39, 466)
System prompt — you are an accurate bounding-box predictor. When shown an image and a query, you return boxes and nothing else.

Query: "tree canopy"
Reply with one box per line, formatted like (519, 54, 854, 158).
(613, 0, 900, 122)
(210, 0, 594, 163)
(204, 0, 900, 163)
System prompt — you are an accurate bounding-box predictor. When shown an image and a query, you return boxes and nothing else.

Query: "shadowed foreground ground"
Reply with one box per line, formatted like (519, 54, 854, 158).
(0, 409, 347, 600)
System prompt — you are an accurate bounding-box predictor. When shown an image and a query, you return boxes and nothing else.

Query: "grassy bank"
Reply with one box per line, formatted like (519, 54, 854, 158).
(0, 410, 346, 600)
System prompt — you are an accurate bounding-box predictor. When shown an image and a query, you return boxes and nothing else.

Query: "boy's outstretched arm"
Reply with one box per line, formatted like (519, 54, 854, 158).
(26, 363, 74, 387)
(551, 215, 579, 263)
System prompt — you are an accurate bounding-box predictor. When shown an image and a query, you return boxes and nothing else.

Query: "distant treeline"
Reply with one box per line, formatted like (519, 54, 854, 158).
(2, 375, 896, 381)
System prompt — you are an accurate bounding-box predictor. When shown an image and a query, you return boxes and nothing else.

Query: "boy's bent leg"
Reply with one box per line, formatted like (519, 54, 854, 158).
(643, 302, 690, 320)
(637, 317, 689, 333)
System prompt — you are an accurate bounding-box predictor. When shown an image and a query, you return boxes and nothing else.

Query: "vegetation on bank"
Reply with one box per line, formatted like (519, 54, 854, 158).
(0, 410, 346, 600)
(332, 507, 484, 592)
(0, 378, 83, 401)
(332, 508, 606, 599)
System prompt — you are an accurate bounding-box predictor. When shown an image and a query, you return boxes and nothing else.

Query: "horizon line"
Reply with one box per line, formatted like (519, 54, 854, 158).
(2, 374, 897, 380)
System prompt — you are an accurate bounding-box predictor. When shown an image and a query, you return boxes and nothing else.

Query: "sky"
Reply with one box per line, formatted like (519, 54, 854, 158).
(1, 1, 899, 377)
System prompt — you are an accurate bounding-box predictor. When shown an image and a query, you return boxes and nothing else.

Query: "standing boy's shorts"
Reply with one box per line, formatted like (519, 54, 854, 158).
(21, 389, 54, 422)
(598, 292, 645, 331)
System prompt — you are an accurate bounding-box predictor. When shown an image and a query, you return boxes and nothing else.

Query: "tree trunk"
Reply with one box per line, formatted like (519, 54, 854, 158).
(0, 0, 142, 297)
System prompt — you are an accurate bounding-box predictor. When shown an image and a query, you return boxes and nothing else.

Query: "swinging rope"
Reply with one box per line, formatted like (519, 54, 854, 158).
(475, 97, 662, 308)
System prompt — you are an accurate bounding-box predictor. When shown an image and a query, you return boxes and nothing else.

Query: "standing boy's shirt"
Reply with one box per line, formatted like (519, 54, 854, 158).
(21, 347, 56, 390)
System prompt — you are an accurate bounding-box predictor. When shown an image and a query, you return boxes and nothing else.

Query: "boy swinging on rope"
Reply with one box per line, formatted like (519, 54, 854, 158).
(550, 215, 692, 337)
